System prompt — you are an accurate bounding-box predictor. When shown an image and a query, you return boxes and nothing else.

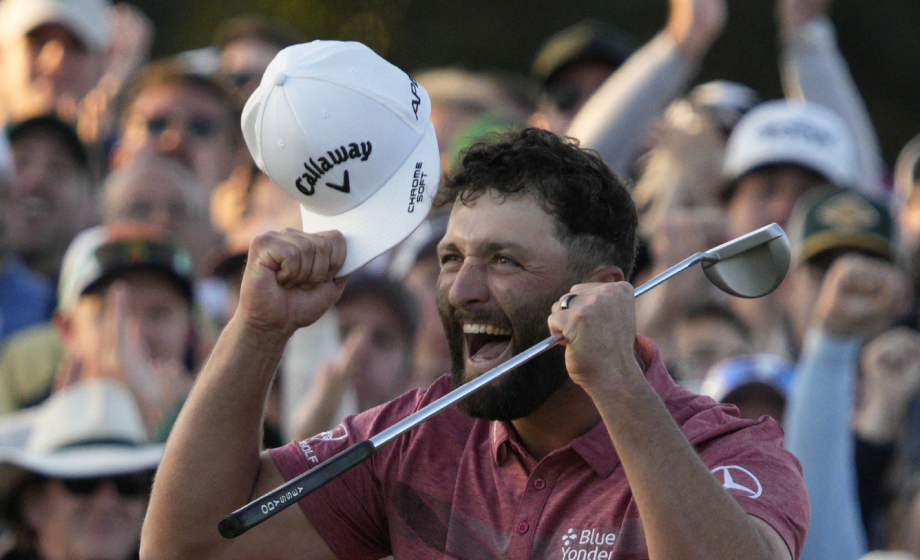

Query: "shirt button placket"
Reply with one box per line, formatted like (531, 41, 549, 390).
(509, 469, 556, 559)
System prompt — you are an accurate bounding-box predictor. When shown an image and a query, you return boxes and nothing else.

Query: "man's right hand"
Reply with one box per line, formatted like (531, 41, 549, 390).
(143, 228, 345, 560)
(237, 229, 348, 338)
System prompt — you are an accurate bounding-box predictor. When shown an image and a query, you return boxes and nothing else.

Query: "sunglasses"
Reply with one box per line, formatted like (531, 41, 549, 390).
(546, 82, 584, 113)
(60, 472, 154, 498)
(144, 115, 221, 140)
(225, 71, 260, 89)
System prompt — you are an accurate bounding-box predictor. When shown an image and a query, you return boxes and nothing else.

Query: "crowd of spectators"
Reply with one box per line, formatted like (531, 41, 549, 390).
(0, 0, 916, 558)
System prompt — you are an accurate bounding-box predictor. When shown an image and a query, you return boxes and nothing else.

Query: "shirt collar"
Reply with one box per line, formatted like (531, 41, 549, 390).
(490, 419, 518, 467)
(489, 335, 677, 476)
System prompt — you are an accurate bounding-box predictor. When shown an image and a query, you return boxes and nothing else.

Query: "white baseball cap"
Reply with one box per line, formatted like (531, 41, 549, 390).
(0, 0, 112, 52)
(241, 40, 440, 277)
(723, 100, 857, 188)
(0, 379, 163, 501)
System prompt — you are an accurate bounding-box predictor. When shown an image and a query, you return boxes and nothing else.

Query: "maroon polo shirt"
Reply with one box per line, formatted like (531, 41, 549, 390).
(271, 336, 809, 559)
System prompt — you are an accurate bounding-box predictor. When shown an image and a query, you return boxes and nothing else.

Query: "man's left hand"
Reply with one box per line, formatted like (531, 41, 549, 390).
(548, 282, 644, 395)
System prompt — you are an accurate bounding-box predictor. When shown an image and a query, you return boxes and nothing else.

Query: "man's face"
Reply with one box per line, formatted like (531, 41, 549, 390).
(726, 164, 827, 236)
(68, 271, 193, 366)
(437, 193, 580, 421)
(0, 24, 104, 122)
(21, 475, 148, 560)
(336, 294, 413, 410)
(533, 62, 615, 134)
(103, 163, 210, 275)
(118, 84, 236, 191)
(7, 127, 89, 264)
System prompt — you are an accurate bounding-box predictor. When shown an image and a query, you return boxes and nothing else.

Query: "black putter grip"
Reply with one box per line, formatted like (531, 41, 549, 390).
(218, 439, 376, 539)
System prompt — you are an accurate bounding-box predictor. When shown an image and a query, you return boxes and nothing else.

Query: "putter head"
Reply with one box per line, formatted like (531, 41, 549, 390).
(702, 223, 791, 298)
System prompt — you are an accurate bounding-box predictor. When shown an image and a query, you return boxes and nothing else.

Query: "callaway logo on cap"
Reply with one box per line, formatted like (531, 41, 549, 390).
(241, 40, 441, 277)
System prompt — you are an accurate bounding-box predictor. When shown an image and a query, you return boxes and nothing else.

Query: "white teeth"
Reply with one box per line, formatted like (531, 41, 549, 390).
(463, 323, 511, 336)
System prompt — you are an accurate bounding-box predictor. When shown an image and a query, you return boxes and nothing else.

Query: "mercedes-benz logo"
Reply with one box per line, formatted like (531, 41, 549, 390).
(712, 465, 762, 499)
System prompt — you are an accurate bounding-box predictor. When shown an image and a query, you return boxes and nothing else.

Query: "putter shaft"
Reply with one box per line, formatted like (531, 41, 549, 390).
(219, 252, 716, 538)
(220, 224, 787, 538)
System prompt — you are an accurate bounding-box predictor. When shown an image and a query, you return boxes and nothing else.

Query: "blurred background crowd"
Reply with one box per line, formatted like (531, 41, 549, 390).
(0, 0, 917, 558)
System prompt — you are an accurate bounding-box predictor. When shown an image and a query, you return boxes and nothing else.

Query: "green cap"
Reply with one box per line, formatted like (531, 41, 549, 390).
(58, 223, 194, 312)
(792, 187, 895, 265)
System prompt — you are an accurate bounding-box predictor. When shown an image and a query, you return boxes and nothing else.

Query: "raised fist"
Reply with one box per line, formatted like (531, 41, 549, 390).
(812, 255, 909, 340)
(237, 229, 348, 337)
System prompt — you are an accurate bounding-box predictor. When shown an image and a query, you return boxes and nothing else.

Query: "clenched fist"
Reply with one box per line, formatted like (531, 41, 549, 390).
(237, 229, 348, 337)
(812, 255, 909, 340)
(548, 281, 644, 395)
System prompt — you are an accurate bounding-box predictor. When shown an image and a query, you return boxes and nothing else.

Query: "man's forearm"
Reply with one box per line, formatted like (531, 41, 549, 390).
(591, 371, 785, 560)
(780, 16, 884, 197)
(141, 316, 290, 559)
(567, 33, 693, 179)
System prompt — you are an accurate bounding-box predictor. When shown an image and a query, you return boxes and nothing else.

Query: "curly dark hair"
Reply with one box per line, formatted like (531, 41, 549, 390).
(434, 127, 638, 279)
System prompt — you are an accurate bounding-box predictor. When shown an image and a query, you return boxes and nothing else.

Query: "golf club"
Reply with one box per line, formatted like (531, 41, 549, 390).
(218, 222, 790, 539)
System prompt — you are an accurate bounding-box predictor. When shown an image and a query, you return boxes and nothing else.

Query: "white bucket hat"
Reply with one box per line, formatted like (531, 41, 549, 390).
(723, 100, 857, 189)
(0, 379, 163, 501)
(242, 40, 441, 277)
(0, 0, 112, 52)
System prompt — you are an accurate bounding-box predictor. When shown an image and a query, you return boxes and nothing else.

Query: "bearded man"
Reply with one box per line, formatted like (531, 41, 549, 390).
(143, 128, 809, 560)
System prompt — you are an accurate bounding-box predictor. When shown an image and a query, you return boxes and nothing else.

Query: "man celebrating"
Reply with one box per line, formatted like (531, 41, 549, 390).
(142, 42, 807, 560)
(143, 127, 807, 560)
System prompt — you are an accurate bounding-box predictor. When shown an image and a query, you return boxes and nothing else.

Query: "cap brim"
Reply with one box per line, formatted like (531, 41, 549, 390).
(1, 3, 109, 51)
(797, 231, 894, 264)
(0, 444, 163, 501)
(726, 154, 835, 186)
(300, 121, 440, 278)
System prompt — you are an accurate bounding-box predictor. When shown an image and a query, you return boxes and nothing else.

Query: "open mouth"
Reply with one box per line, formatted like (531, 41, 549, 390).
(463, 323, 513, 363)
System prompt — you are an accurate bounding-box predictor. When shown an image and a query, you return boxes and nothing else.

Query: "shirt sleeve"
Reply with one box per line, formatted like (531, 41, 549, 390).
(566, 33, 695, 179)
(781, 16, 886, 198)
(270, 387, 431, 560)
(697, 414, 811, 560)
(785, 329, 868, 560)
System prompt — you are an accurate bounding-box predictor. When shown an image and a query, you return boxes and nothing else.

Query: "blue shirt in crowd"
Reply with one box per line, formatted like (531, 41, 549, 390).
(0, 259, 54, 345)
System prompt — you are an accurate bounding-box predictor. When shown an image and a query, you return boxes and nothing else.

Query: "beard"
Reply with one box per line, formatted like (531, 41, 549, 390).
(440, 288, 573, 422)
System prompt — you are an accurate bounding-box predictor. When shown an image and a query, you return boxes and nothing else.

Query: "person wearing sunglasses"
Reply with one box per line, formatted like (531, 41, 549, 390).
(0, 378, 162, 560)
(112, 60, 241, 195)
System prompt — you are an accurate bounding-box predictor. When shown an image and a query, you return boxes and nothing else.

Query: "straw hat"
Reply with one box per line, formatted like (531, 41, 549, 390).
(0, 379, 163, 501)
